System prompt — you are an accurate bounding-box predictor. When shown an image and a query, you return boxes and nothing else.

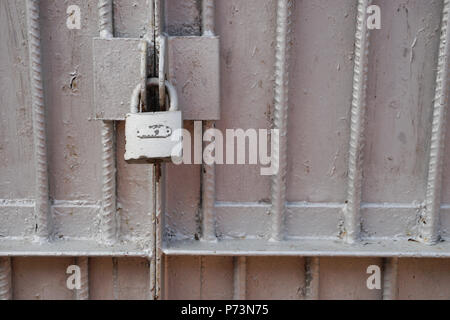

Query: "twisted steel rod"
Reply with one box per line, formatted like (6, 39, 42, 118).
(419, 0, 450, 244)
(98, 0, 113, 38)
(270, 0, 292, 241)
(27, 0, 50, 240)
(155, 164, 163, 300)
(98, 0, 117, 244)
(305, 257, 320, 300)
(202, 0, 215, 36)
(233, 256, 247, 300)
(202, 121, 217, 241)
(0, 258, 12, 300)
(382, 258, 398, 300)
(75, 257, 89, 300)
(343, 0, 372, 244)
(100, 120, 117, 243)
(200, 1, 217, 242)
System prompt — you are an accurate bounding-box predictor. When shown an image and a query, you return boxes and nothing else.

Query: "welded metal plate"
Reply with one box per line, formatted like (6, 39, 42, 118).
(93, 38, 146, 120)
(167, 36, 220, 120)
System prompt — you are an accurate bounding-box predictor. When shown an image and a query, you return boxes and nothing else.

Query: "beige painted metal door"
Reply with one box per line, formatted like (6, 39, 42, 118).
(1, 0, 450, 300)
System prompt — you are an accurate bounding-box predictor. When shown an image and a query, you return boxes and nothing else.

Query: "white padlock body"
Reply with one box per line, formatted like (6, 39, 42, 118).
(125, 111, 182, 161)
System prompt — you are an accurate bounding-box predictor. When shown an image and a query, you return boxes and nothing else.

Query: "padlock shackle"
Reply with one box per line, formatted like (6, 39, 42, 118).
(130, 78, 178, 113)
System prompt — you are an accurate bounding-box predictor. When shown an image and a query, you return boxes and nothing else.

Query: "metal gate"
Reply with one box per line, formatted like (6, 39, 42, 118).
(1, 0, 450, 299)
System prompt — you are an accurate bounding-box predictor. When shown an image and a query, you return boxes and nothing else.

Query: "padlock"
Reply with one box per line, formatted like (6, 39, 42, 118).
(124, 78, 182, 162)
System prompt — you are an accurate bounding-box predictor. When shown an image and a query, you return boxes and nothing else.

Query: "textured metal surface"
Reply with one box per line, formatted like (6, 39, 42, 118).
(270, 0, 292, 241)
(342, 0, 372, 244)
(27, 0, 50, 240)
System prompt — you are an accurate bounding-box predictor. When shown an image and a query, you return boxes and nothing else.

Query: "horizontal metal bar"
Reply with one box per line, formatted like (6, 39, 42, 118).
(4, 200, 442, 210)
(212, 202, 450, 241)
(0, 239, 150, 257)
(215, 201, 436, 209)
(163, 239, 450, 258)
(0, 199, 101, 207)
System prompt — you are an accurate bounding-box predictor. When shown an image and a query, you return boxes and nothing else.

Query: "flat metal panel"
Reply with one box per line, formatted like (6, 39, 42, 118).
(363, 0, 441, 203)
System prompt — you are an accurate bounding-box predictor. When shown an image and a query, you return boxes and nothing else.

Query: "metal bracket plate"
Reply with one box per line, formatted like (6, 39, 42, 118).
(167, 36, 220, 120)
(92, 36, 220, 120)
(93, 38, 147, 120)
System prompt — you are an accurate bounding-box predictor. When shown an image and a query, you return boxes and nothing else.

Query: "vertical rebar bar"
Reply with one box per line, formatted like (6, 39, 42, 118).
(155, 163, 163, 300)
(343, 0, 372, 244)
(140, 40, 148, 112)
(305, 257, 320, 300)
(98, 0, 113, 38)
(112, 257, 119, 300)
(98, 0, 117, 244)
(100, 121, 117, 243)
(75, 257, 89, 300)
(270, 0, 292, 241)
(233, 257, 246, 300)
(147, 0, 159, 301)
(0, 258, 12, 300)
(419, 0, 450, 244)
(149, 165, 156, 300)
(202, 121, 217, 241)
(154, 0, 162, 54)
(27, 0, 50, 240)
(202, 0, 215, 36)
(200, 1, 217, 242)
(382, 258, 398, 300)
